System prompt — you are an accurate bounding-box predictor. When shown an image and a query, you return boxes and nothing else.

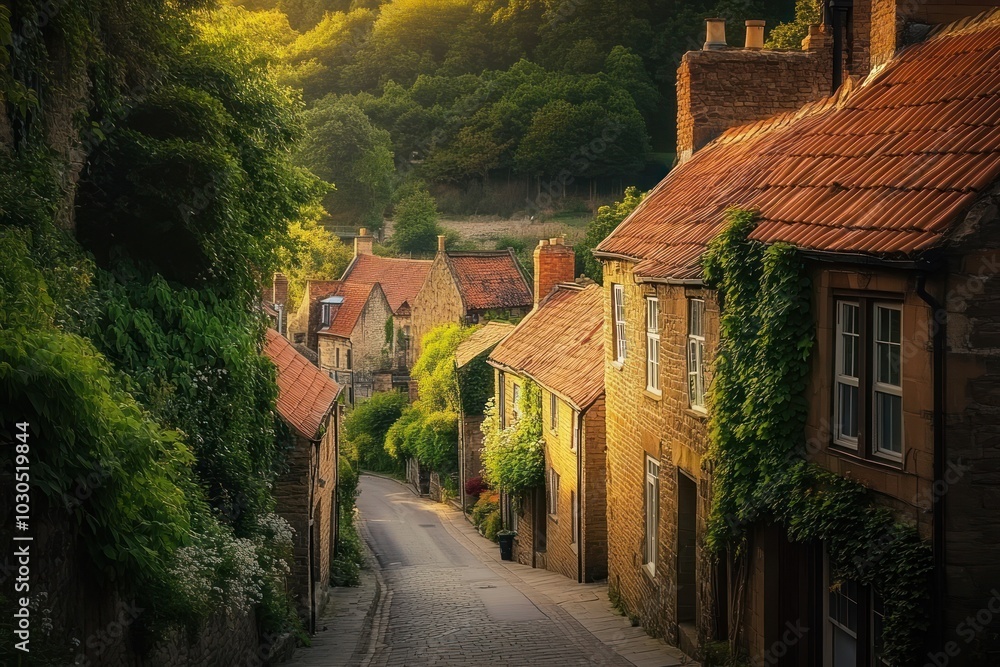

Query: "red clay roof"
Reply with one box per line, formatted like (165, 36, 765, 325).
(264, 328, 340, 440)
(597, 9, 1000, 280)
(455, 321, 516, 368)
(319, 282, 382, 338)
(446, 251, 533, 311)
(341, 253, 432, 314)
(489, 284, 604, 410)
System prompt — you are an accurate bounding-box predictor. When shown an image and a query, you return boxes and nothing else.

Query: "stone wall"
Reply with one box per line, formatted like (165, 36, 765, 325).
(676, 48, 832, 161)
(410, 253, 465, 359)
(542, 387, 580, 582)
(460, 414, 486, 507)
(582, 397, 608, 583)
(275, 431, 316, 626)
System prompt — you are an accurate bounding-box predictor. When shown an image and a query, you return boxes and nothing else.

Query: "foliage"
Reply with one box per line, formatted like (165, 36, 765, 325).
(330, 505, 366, 587)
(391, 185, 442, 255)
(457, 352, 495, 415)
(384, 324, 477, 474)
(298, 95, 395, 229)
(482, 509, 502, 541)
(702, 209, 933, 666)
(279, 213, 354, 310)
(471, 492, 500, 529)
(480, 380, 544, 494)
(575, 185, 646, 283)
(338, 455, 360, 513)
(344, 390, 409, 473)
(465, 476, 488, 498)
(766, 0, 821, 49)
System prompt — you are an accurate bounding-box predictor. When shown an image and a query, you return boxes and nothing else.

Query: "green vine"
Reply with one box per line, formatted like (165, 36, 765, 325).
(703, 209, 932, 666)
(481, 378, 544, 494)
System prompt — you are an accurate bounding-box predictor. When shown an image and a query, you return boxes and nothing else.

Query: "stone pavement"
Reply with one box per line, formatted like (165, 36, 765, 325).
(285, 474, 696, 667)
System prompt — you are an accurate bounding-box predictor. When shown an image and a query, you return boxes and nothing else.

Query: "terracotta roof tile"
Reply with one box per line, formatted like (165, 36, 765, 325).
(455, 321, 516, 368)
(341, 253, 432, 314)
(446, 251, 533, 311)
(489, 284, 604, 410)
(264, 329, 340, 440)
(319, 282, 381, 339)
(597, 11, 1000, 278)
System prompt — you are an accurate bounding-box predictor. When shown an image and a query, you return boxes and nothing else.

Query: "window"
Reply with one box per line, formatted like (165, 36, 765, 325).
(571, 412, 579, 452)
(570, 490, 578, 547)
(321, 303, 332, 327)
(512, 382, 522, 420)
(688, 299, 706, 410)
(644, 456, 660, 574)
(835, 301, 860, 446)
(549, 392, 558, 431)
(871, 590, 889, 666)
(498, 372, 506, 428)
(336, 348, 341, 369)
(832, 300, 903, 462)
(401, 325, 411, 350)
(548, 468, 559, 516)
(612, 283, 627, 364)
(828, 578, 859, 667)
(346, 348, 352, 370)
(646, 297, 661, 394)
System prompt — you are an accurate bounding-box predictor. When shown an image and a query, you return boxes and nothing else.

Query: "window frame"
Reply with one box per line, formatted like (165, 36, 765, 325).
(321, 303, 332, 327)
(687, 299, 706, 411)
(512, 382, 522, 421)
(549, 391, 559, 433)
(644, 456, 660, 576)
(646, 296, 661, 394)
(830, 296, 904, 465)
(548, 468, 559, 517)
(570, 489, 579, 550)
(834, 300, 861, 449)
(612, 283, 627, 365)
(498, 371, 506, 429)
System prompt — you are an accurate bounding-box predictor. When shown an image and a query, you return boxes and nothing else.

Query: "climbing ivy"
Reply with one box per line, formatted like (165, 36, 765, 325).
(480, 379, 544, 495)
(703, 209, 933, 666)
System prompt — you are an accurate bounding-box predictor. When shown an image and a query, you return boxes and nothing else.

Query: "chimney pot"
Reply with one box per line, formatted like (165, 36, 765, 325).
(539, 239, 549, 247)
(745, 20, 765, 49)
(437, 235, 447, 253)
(549, 237, 561, 245)
(359, 227, 368, 237)
(704, 18, 727, 50)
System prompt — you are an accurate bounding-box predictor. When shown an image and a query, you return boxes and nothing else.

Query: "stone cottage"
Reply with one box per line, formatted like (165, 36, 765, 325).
(594, 5, 1000, 665)
(339, 228, 432, 369)
(287, 279, 341, 352)
(264, 328, 342, 633)
(488, 241, 608, 584)
(453, 321, 516, 509)
(409, 236, 533, 357)
(316, 281, 394, 404)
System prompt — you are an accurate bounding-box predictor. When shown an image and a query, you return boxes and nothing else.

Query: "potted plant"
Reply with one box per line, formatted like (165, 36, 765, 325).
(497, 529, 516, 561)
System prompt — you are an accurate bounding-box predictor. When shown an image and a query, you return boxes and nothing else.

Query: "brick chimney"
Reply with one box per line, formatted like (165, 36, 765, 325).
(271, 272, 289, 307)
(437, 235, 447, 254)
(675, 19, 833, 163)
(354, 227, 373, 256)
(533, 237, 575, 308)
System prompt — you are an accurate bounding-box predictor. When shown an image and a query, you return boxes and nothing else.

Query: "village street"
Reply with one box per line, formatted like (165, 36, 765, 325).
(288, 474, 692, 667)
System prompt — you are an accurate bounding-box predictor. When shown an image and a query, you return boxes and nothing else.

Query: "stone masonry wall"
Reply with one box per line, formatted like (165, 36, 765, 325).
(275, 432, 315, 626)
(676, 48, 832, 161)
(411, 254, 465, 359)
(543, 387, 580, 582)
(582, 396, 608, 583)
(350, 288, 395, 402)
(460, 414, 486, 507)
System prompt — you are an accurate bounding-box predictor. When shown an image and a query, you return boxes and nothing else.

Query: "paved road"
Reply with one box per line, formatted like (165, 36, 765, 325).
(357, 474, 636, 667)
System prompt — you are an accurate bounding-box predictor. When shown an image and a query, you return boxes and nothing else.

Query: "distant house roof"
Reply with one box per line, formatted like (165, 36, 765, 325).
(319, 282, 383, 339)
(445, 250, 533, 311)
(455, 321, 516, 368)
(489, 284, 604, 411)
(341, 253, 432, 314)
(596, 9, 1000, 280)
(264, 329, 340, 440)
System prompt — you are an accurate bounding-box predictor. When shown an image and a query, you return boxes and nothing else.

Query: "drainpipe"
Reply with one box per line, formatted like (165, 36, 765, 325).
(916, 272, 946, 646)
(576, 409, 584, 584)
(827, 0, 853, 92)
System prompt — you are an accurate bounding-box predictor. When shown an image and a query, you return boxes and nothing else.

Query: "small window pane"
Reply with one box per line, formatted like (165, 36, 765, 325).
(838, 383, 859, 439)
(875, 392, 902, 454)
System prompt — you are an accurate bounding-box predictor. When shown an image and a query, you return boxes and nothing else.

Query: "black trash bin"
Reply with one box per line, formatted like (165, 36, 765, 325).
(497, 532, 515, 561)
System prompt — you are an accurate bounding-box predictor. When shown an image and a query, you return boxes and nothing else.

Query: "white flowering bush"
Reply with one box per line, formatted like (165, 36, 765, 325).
(480, 382, 545, 495)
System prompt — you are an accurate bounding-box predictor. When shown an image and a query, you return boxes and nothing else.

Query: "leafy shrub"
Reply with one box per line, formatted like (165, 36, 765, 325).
(471, 492, 500, 529)
(480, 381, 544, 494)
(482, 510, 502, 542)
(330, 506, 365, 587)
(344, 390, 408, 473)
(465, 476, 487, 497)
(339, 455, 360, 514)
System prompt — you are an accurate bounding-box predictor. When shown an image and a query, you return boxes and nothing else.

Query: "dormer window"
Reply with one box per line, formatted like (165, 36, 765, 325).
(319, 295, 344, 328)
(321, 303, 331, 327)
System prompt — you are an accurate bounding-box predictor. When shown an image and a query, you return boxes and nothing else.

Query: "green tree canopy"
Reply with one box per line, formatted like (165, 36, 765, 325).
(391, 184, 442, 255)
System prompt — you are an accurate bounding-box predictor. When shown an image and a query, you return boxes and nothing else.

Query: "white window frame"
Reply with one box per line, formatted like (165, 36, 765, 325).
(644, 456, 660, 575)
(612, 283, 627, 364)
(549, 391, 558, 432)
(570, 489, 579, 550)
(548, 468, 559, 517)
(321, 303, 332, 327)
(571, 411, 579, 452)
(646, 296, 661, 394)
(687, 299, 706, 411)
(834, 300, 860, 449)
(498, 371, 506, 429)
(512, 382, 522, 421)
(872, 303, 903, 461)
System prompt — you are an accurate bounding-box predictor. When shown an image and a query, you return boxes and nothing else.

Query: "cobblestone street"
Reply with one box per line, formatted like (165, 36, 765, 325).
(289, 474, 692, 667)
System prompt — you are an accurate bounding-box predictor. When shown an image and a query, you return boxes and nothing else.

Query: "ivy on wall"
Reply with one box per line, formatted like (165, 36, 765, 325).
(703, 209, 933, 666)
(457, 350, 494, 416)
(480, 378, 544, 494)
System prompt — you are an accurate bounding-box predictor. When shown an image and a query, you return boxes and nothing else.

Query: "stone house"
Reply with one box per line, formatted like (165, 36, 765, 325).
(316, 281, 394, 404)
(594, 5, 1000, 665)
(488, 241, 608, 583)
(453, 321, 516, 509)
(339, 228, 432, 369)
(287, 278, 341, 352)
(263, 328, 342, 633)
(410, 236, 533, 358)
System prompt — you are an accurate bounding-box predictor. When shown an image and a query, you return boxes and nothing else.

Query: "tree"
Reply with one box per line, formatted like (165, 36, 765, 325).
(574, 186, 646, 283)
(344, 390, 409, 472)
(766, 0, 821, 49)
(279, 210, 354, 308)
(391, 185, 442, 255)
(298, 96, 395, 229)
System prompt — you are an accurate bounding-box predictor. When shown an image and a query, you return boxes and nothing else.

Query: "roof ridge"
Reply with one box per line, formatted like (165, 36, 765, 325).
(926, 6, 1000, 41)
